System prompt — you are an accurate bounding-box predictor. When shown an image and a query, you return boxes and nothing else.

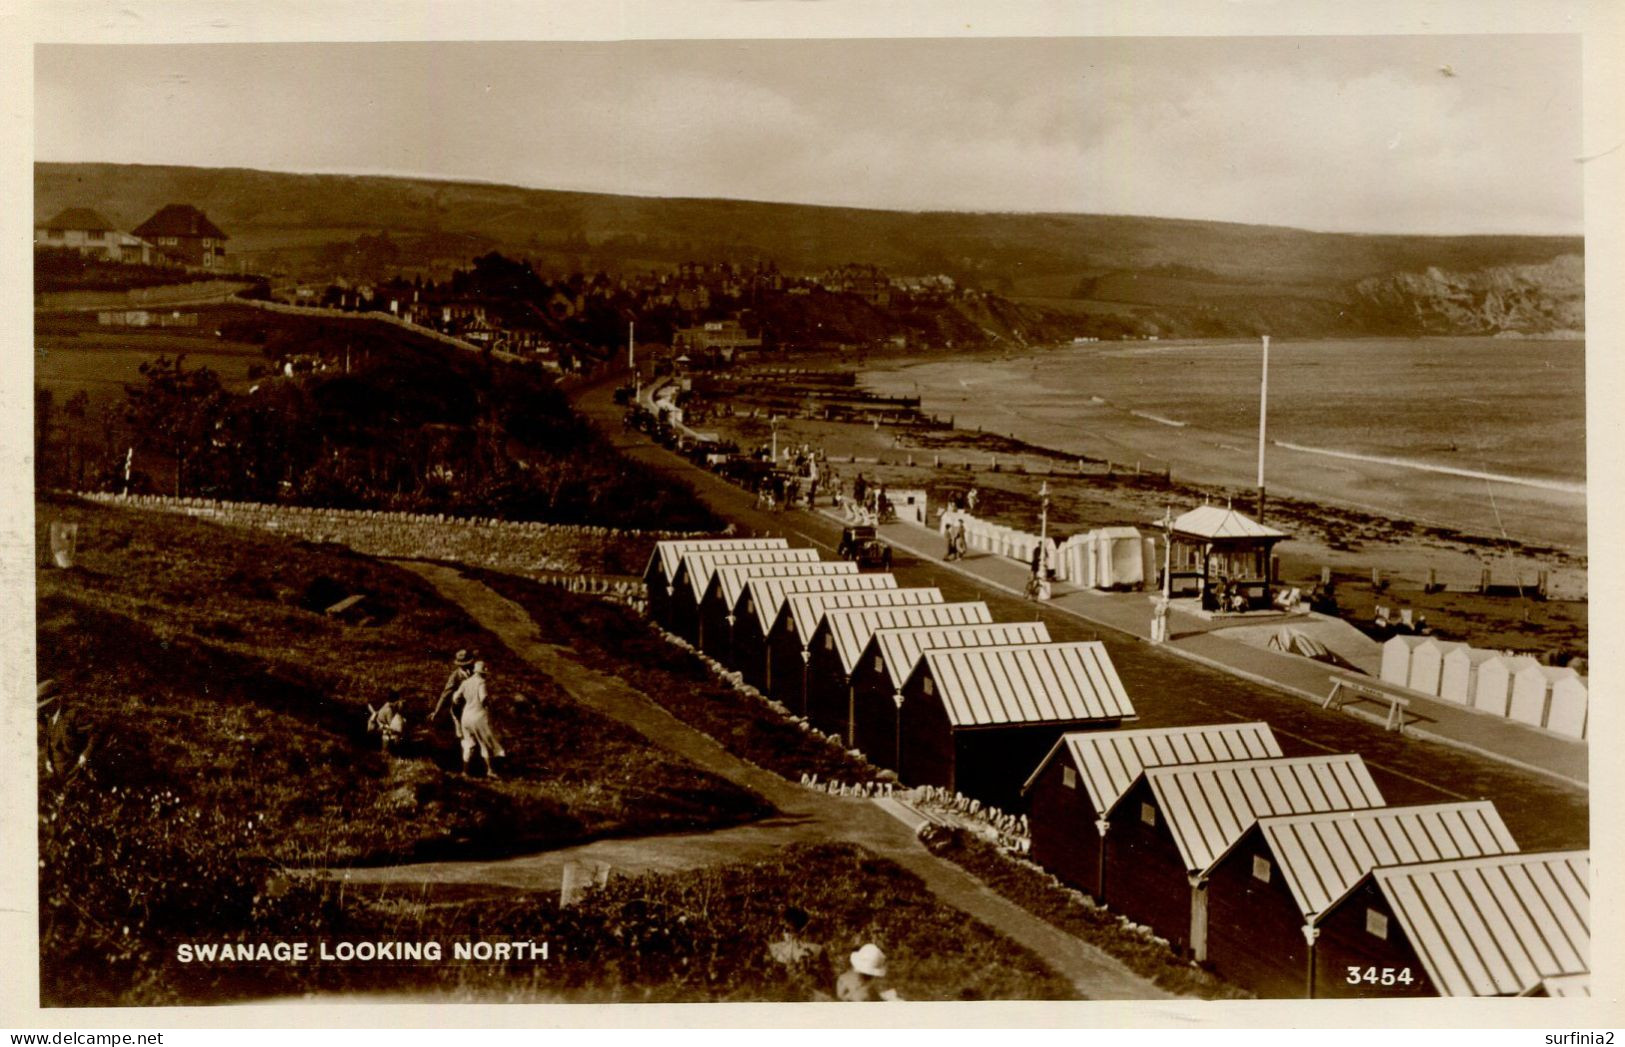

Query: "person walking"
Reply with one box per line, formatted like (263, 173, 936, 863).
(430, 649, 475, 740)
(453, 660, 507, 779)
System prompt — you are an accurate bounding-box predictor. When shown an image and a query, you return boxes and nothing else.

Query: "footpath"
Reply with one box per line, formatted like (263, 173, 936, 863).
(860, 513, 1588, 789)
(338, 562, 1176, 1003)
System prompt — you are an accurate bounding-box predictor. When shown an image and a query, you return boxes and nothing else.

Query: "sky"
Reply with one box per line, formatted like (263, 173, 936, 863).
(34, 33, 1585, 236)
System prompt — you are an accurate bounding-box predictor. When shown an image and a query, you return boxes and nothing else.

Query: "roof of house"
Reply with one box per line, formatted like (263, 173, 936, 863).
(916, 642, 1137, 729)
(1170, 504, 1287, 541)
(1139, 755, 1385, 874)
(712, 561, 858, 611)
(742, 574, 900, 632)
(1368, 850, 1588, 997)
(1021, 722, 1283, 817)
(783, 588, 943, 641)
(647, 538, 788, 585)
(1535, 973, 1590, 998)
(870, 621, 1052, 691)
(1251, 801, 1518, 920)
(675, 548, 819, 603)
(42, 207, 116, 231)
(818, 603, 994, 675)
(132, 204, 229, 240)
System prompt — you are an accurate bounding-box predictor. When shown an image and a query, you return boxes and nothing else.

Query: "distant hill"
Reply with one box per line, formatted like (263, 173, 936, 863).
(35, 162, 1584, 337)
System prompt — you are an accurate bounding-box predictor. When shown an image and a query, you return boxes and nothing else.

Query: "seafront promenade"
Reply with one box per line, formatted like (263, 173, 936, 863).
(855, 511, 1587, 789)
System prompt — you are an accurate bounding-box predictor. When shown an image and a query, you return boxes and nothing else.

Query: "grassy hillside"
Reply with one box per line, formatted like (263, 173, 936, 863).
(37, 162, 1582, 337)
(36, 494, 771, 1003)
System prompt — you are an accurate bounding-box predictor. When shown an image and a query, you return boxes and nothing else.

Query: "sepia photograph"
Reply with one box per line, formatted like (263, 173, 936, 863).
(3, 0, 1621, 1031)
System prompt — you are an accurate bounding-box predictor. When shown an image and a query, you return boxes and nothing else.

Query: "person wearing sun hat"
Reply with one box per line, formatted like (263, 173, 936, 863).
(453, 660, 507, 779)
(430, 649, 476, 740)
(836, 942, 901, 1001)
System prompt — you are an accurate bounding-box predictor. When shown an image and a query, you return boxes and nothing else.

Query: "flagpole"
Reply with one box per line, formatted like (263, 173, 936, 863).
(1256, 334, 1270, 523)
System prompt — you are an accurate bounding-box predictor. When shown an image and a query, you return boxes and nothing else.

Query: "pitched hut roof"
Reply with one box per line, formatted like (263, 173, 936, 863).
(784, 588, 942, 640)
(819, 603, 993, 675)
(1139, 755, 1385, 875)
(676, 548, 819, 603)
(647, 538, 788, 585)
(917, 641, 1136, 728)
(1366, 850, 1588, 997)
(712, 562, 859, 611)
(1251, 801, 1519, 920)
(742, 573, 899, 633)
(870, 621, 1052, 691)
(1022, 722, 1282, 817)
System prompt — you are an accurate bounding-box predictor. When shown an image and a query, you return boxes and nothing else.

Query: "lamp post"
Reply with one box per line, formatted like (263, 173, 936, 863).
(1256, 334, 1270, 523)
(771, 415, 781, 463)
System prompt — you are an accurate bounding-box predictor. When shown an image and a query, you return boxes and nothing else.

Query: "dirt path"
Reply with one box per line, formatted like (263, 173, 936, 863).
(382, 562, 1172, 1002)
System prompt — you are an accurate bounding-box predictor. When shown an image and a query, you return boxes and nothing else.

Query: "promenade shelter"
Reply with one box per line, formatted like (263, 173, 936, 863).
(1165, 505, 1288, 611)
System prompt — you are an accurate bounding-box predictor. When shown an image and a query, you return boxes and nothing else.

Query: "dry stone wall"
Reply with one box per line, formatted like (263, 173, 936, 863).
(78, 493, 708, 578)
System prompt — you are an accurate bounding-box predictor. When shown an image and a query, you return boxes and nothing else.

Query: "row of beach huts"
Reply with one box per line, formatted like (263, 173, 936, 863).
(641, 537, 1590, 1000)
(1380, 636, 1588, 738)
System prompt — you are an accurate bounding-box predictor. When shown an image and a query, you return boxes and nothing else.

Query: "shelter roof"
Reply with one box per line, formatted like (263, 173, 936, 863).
(1368, 850, 1588, 997)
(1140, 755, 1385, 874)
(1022, 722, 1282, 818)
(647, 538, 788, 585)
(819, 603, 993, 675)
(784, 588, 942, 641)
(917, 642, 1136, 729)
(712, 562, 858, 610)
(1169, 504, 1287, 541)
(676, 548, 819, 603)
(870, 621, 1052, 691)
(1253, 801, 1518, 919)
(742, 574, 899, 633)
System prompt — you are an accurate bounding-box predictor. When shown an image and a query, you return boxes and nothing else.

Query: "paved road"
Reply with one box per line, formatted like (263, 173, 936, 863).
(354, 562, 1173, 1002)
(574, 374, 1588, 852)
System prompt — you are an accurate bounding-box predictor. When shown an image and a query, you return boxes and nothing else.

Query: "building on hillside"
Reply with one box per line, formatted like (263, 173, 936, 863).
(1102, 754, 1384, 959)
(673, 320, 763, 361)
(132, 204, 229, 268)
(819, 263, 892, 306)
(898, 642, 1138, 810)
(733, 573, 900, 693)
(1310, 850, 1587, 998)
(851, 621, 1052, 772)
(768, 589, 943, 713)
(699, 562, 860, 664)
(35, 208, 158, 264)
(668, 549, 821, 646)
(803, 602, 994, 744)
(1021, 722, 1283, 901)
(642, 538, 789, 630)
(1205, 801, 1519, 998)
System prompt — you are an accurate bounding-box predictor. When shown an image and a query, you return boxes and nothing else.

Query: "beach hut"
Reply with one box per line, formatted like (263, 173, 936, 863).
(888, 488, 929, 526)
(1439, 646, 1497, 705)
(898, 642, 1138, 810)
(700, 562, 858, 663)
(668, 549, 819, 645)
(1203, 801, 1517, 999)
(1406, 639, 1464, 697)
(733, 573, 899, 690)
(1380, 636, 1425, 689)
(1166, 505, 1289, 611)
(1544, 670, 1588, 739)
(1094, 527, 1150, 589)
(1530, 974, 1592, 998)
(804, 602, 993, 743)
(1507, 661, 1558, 727)
(643, 538, 787, 628)
(768, 588, 944, 713)
(1022, 723, 1282, 901)
(1473, 655, 1530, 718)
(851, 621, 1052, 771)
(1102, 755, 1384, 958)
(1310, 850, 1588, 998)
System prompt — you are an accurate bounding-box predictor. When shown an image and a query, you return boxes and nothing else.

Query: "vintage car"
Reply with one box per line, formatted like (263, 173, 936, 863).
(838, 524, 893, 570)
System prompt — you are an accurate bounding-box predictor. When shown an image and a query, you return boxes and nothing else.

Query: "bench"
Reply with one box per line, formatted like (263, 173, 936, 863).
(1324, 675, 1412, 733)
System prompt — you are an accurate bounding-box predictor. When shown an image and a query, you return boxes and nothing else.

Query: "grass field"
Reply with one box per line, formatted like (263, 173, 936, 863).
(36, 494, 771, 1004)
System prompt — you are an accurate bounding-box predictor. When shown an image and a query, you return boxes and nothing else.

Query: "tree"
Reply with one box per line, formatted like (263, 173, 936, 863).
(123, 355, 230, 496)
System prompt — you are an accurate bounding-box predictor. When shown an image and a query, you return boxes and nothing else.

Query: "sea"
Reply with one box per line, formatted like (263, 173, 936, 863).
(861, 337, 1587, 551)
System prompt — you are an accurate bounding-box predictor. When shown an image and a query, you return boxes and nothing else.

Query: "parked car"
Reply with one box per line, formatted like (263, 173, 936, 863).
(838, 525, 893, 570)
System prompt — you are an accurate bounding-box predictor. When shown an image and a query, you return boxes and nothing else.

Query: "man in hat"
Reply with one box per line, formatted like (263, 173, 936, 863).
(836, 943, 901, 1001)
(452, 661, 506, 779)
(430, 649, 475, 740)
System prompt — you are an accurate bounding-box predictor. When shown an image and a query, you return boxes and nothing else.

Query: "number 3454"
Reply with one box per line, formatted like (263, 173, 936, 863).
(1346, 967, 1415, 986)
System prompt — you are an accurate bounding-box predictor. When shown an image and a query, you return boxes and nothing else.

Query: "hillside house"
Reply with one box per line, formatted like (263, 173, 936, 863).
(132, 204, 228, 268)
(36, 208, 159, 264)
(1022, 722, 1283, 900)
